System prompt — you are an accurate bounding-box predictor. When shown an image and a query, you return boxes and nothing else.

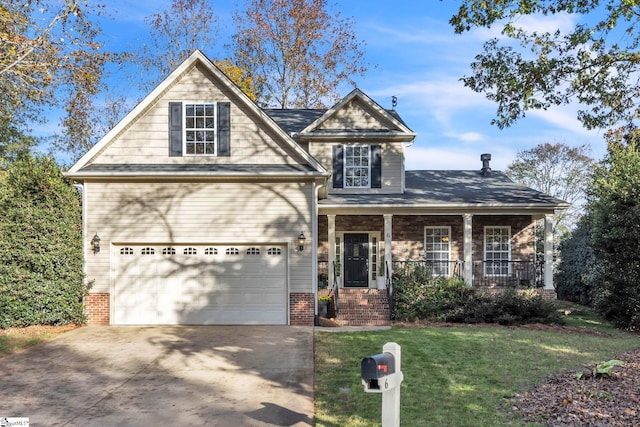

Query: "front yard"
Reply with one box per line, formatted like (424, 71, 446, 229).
(314, 305, 639, 426)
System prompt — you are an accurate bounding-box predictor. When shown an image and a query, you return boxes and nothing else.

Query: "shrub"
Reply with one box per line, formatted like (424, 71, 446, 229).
(392, 264, 563, 325)
(0, 155, 88, 328)
(392, 263, 472, 321)
(555, 218, 598, 305)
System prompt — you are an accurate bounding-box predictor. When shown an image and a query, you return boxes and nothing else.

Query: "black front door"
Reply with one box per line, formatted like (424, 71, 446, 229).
(344, 233, 369, 287)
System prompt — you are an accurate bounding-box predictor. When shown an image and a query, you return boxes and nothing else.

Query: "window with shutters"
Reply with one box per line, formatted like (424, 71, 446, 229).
(169, 102, 230, 157)
(184, 102, 216, 155)
(333, 144, 381, 189)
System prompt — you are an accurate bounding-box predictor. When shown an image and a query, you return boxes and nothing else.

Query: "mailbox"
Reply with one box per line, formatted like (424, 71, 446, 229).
(361, 352, 396, 380)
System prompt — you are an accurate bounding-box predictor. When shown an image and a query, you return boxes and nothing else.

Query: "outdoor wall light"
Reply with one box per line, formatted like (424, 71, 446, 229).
(298, 232, 306, 252)
(91, 233, 101, 254)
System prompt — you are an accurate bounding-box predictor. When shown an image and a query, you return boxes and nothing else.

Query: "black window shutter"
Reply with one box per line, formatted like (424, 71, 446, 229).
(217, 102, 231, 156)
(333, 145, 344, 188)
(168, 102, 182, 156)
(371, 144, 382, 188)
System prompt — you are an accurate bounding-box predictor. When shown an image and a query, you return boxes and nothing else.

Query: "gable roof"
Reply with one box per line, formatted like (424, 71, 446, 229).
(319, 170, 569, 215)
(67, 50, 328, 177)
(291, 88, 416, 141)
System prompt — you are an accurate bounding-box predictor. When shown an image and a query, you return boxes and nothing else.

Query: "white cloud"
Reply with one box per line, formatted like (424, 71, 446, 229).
(472, 11, 578, 40)
(445, 131, 485, 142)
(404, 146, 515, 171)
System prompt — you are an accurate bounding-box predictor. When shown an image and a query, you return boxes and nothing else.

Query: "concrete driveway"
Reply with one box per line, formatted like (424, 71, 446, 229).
(0, 326, 314, 426)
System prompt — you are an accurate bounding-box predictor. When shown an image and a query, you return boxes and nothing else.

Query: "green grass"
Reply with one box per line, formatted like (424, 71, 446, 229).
(314, 307, 638, 426)
(0, 334, 47, 356)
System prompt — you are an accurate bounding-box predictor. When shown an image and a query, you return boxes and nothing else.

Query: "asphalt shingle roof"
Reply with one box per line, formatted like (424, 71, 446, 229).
(319, 170, 568, 208)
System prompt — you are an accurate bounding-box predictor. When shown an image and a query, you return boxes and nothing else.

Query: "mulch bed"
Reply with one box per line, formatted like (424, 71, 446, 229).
(513, 348, 640, 426)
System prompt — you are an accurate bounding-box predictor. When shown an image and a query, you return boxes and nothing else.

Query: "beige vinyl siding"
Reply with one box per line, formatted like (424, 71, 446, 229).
(318, 98, 398, 130)
(310, 142, 404, 194)
(84, 180, 313, 294)
(93, 64, 305, 166)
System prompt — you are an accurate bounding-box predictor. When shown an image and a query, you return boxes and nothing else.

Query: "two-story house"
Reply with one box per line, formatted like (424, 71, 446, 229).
(66, 50, 567, 326)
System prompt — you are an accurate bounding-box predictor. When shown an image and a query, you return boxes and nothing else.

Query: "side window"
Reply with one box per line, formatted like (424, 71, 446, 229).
(484, 226, 511, 276)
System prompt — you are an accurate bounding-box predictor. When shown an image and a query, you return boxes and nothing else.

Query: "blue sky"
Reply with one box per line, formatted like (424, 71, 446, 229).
(73, 0, 606, 171)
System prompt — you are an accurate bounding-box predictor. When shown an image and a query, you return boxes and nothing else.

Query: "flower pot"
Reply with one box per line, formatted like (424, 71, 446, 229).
(318, 301, 329, 318)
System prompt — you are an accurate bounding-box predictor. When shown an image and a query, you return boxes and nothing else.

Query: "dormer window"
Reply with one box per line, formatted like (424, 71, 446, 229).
(344, 145, 370, 188)
(332, 144, 382, 189)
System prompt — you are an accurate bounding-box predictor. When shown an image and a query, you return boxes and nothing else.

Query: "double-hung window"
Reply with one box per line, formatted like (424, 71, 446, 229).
(169, 101, 230, 157)
(332, 144, 381, 189)
(424, 227, 451, 276)
(484, 226, 511, 276)
(344, 145, 370, 188)
(184, 102, 216, 155)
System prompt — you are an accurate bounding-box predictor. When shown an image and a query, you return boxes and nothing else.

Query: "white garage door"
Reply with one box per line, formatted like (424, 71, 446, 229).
(113, 244, 287, 325)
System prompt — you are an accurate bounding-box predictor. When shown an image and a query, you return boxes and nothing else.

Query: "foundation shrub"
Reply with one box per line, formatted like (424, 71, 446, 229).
(392, 264, 563, 325)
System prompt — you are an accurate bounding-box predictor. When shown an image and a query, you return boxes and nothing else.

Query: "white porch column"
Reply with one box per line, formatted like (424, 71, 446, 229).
(384, 214, 393, 291)
(327, 215, 336, 288)
(463, 214, 473, 285)
(544, 214, 554, 291)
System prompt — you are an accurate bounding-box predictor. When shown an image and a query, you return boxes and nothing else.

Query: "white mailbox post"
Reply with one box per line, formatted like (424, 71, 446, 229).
(361, 342, 403, 427)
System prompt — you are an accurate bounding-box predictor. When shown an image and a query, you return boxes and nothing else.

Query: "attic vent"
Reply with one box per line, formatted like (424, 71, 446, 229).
(481, 153, 492, 177)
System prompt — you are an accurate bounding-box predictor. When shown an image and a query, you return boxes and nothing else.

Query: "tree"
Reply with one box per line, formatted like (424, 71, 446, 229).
(588, 126, 640, 330)
(138, 0, 256, 101)
(506, 142, 595, 237)
(450, 1, 640, 129)
(0, 154, 87, 327)
(1, 0, 124, 158)
(138, 0, 219, 94)
(231, 0, 370, 108)
(554, 215, 598, 305)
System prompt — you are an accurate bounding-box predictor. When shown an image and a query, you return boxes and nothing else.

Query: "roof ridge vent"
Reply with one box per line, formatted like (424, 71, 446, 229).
(480, 153, 492, 177)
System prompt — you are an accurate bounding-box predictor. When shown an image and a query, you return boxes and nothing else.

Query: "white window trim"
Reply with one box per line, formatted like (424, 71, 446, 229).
(483, 226, 511, 277)
(424, 226, 452, 277)
(183, 101, 217, 157)
(343, 144, 371, 189)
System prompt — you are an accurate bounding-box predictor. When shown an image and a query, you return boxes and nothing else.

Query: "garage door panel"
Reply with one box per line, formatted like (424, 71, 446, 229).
(114, 244, 287, 325)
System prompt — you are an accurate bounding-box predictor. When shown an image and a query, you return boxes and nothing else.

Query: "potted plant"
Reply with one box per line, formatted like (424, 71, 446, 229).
(376, 262, 386, 289)
(318, 295, 331, 318)
(318, 273, 329, 289)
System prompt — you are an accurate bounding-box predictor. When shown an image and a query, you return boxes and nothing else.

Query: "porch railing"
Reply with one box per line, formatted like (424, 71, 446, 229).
(472, 260, 544, 288)
(392, 260, 464, 279)
(390, 260, 543, 288)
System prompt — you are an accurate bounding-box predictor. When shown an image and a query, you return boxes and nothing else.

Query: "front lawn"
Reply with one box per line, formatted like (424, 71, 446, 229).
(314, 308, 638, 426)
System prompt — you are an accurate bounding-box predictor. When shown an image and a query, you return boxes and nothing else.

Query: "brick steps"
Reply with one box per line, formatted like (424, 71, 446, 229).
(336, 288, 391, 326)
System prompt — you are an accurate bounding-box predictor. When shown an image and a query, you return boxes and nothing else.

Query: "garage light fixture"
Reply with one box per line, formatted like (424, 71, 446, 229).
(298, 232, 306, 252)
(91, 233, 101, 254)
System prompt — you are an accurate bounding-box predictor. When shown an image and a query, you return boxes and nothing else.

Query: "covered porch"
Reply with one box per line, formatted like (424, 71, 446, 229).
(317, 212, 556, 291)
(315, 212, 556, 326)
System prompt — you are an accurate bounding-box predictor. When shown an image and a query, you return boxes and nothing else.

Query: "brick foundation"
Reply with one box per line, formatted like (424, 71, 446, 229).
(290, 292, 315, 325)
(85, 293, 110, 325)
(85, 292, 321, 326)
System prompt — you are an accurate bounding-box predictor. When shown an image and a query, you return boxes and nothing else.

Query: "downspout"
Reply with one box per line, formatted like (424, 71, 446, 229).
(313, 182, 321, 324)
(73, 183, 86, 276)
